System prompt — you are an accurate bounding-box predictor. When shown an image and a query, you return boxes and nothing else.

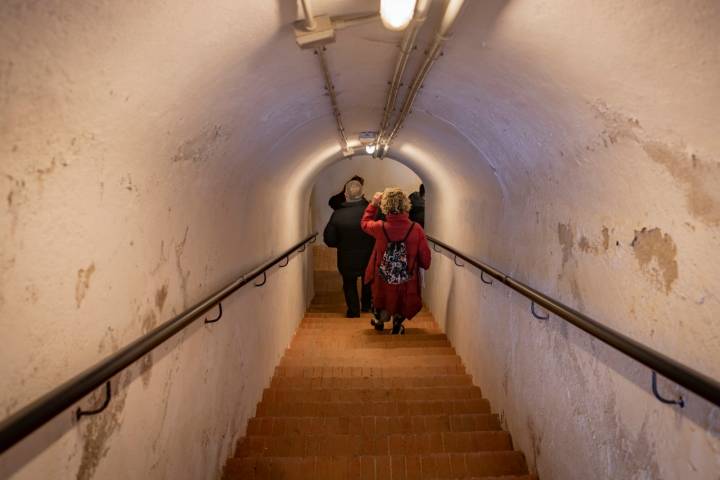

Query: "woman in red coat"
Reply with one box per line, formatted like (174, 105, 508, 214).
(362, 188, 431, 334)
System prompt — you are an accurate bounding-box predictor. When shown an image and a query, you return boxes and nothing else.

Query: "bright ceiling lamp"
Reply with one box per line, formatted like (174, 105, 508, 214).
(365, 144, 376, 155)
(380, 0, 416, 31)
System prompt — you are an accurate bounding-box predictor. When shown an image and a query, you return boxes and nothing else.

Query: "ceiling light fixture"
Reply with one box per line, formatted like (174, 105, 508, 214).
(380, 0, 416, 31)
(365, 144, 377, 155)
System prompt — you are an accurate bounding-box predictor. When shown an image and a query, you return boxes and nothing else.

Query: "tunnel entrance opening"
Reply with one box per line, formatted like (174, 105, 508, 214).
(308, 154, 424, 306)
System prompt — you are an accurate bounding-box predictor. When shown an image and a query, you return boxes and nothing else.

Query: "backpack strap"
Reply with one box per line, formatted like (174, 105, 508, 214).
(382, 222, 415, 242)
(381, 222, 391, 241)
(402, 222, 416, 242)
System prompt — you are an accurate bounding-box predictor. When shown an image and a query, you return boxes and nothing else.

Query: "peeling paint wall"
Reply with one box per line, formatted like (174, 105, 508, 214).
(1, 0, 719, 479)
(0, 2, 313, 479)
(423, 1, 720, 479)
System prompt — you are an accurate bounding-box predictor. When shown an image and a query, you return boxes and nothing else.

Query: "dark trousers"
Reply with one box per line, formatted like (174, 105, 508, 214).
(342, 274, 372, 315)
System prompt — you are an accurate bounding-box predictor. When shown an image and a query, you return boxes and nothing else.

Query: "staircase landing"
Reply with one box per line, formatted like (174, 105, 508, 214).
(223, 293, 533, 479)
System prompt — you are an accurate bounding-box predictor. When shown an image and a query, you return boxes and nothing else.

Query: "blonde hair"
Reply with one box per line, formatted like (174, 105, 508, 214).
(380, 187, 411, 215)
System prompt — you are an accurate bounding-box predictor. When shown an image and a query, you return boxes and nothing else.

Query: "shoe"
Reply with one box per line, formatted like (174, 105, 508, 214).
(370, 317, 384, 331)
(346, 310, 360, 318)
(391, 316, 405, 335)
(361, 306, 371, 313)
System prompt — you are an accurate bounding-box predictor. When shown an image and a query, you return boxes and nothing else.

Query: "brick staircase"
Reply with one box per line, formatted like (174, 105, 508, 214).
(222, 287, 533, 479)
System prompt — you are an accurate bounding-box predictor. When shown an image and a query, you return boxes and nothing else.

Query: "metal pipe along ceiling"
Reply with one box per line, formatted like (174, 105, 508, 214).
(300, 0, 317, 31)
(382, 0, 466, 154)
(315, 47, 351, 154)
(376, 0, 432, 149)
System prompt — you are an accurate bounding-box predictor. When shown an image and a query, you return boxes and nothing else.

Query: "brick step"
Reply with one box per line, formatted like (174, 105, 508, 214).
(274, 365, 467, 378)
(223, 452, 528, 479)
(270, 375, 474, 390)
(285, 346, 457, 357)
(299, 320, 438, 329)
(306, 308, 430, 317)
(289, 339, 453, 350)
(289, 333, 446, 343)
(297, 328, 442, 337)
(279, 355, 462, 368)
(247, 414, 502, 437)
(296, 331, 450, 341)
(236, 431, 513, 458)
(262, 386, 483, 403)
(304, 312, 434, 319)
(301, 316, 434, 325)
(255, 399, 491, 417)
(291, 330, 447, 341)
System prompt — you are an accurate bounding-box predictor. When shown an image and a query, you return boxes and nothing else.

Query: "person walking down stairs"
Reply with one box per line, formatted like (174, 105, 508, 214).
(362, 188, 431, 334)
(323, 179, 376, 318)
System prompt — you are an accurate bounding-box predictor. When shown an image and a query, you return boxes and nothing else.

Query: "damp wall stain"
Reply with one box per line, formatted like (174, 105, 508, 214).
(557, 222, 574, 266)
(172, 125, 226, 163)
(75, 263, 96, 308)
(174, 227, 191, 308)
(601, 226, 610, 251)
(526, 415, 543, 473)
(76, 372, 131, 480)
(643, 142, 720, 226)
(155, 284, 168, 312)
(631, 227, 678, 294)
(139, 311, 159, 387)
(592, 101, 720, 226)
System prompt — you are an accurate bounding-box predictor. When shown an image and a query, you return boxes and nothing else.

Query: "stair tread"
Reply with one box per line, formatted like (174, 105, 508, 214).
(255, 399, 492, 417)
(247, 414, 503, 436)
(224, 452, 528, 479)
(221, 289, 528, 479)
(236, 431, 513, 457)
(262, 386, 483, 403)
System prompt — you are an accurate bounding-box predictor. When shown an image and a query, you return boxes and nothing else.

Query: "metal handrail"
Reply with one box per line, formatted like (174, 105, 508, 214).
(0, 233, 318, 455)
(427, 235, 720, 408)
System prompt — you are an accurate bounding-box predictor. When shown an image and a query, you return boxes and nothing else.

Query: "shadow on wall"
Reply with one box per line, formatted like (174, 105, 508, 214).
(431, 248, 720, 439)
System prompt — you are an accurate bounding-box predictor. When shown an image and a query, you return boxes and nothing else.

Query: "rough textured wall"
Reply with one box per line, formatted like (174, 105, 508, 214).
(422, 1, 720, 479)
(0, 2, 315, 479)
(310, 155, 421, 234)
(2, 0, 718, 478)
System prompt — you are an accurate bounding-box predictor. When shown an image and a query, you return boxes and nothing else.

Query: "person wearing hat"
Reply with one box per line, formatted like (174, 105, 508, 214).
(323, 179, 375, 317)
(328, 175, 365, 210)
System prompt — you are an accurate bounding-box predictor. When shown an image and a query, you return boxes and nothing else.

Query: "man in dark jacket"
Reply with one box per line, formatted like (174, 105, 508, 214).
(323, 179, 375, 317)
(328, 175, 364, 210)
(409, 183, 425, 228)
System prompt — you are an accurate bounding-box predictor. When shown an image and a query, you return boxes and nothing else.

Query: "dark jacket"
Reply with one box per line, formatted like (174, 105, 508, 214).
(409, 192, 425, 228)
(323, 199, 375, 276)
(328, 190, 347, 210)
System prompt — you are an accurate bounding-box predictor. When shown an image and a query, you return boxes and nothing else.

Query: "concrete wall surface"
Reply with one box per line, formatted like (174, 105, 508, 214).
(0, 0, 718, 479)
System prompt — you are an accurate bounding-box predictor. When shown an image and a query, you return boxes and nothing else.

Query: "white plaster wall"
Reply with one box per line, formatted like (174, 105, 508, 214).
(420, 1, 720, 479)
(1, 0, 719, 479)
(0, 2, 315, 479)
(310, 155, 421, 234)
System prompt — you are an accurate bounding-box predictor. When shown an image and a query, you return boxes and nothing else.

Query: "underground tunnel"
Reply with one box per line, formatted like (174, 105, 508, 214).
(0, 0, 719, 479)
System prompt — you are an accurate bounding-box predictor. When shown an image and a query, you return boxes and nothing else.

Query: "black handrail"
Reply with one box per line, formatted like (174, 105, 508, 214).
(0, 233, 318, 455)
(427, 235, 720, 408)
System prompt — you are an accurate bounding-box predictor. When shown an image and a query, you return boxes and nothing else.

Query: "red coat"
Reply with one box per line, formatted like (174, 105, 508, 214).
(361, 203, 431, 319)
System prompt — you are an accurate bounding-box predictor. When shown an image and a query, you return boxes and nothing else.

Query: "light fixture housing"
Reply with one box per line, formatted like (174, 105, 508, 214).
(380, 0, 416, 31)
(365, 144, 377, 155)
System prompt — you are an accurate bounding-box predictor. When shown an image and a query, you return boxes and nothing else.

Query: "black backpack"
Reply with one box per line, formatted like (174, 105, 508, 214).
(379, 222, 416, 285)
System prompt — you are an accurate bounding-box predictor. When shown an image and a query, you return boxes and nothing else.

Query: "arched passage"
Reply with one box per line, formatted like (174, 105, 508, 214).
(1, 1, 718, 479)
